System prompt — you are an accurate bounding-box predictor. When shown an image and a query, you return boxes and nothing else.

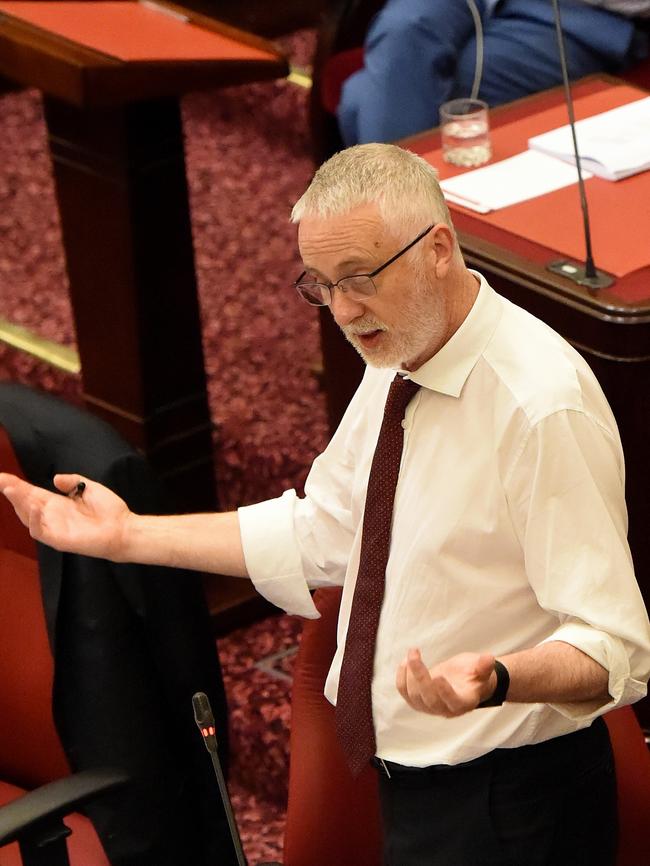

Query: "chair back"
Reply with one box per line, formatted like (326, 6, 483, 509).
(0, 384, 232, 866)
(286, 587, 650, 866)
(284, 587, 383, 866)
(309, 0, 383, 164)
(604, 705, 650, 866)
(0, 426, 70, 789)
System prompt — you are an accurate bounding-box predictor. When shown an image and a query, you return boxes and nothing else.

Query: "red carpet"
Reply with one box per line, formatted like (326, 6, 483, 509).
(0, 29, 323, 864)
(218, 612, 301, 864)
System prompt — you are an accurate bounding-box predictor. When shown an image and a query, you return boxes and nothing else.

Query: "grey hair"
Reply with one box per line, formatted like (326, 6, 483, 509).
(291, 143, 454, 239)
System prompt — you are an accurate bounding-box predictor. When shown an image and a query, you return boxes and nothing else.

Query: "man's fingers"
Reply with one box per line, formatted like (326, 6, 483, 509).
(1, 477, 51, 524)
(429, 675, 466, 715)
(53, 474, 86, 496)
(28, 500, 47, 541)
(404, 650, 442, 713)
(0, 472, 21, 492)
(406, 648, 430, 680)
(0, 475, 36, 500)
(396, 650, 427, 711)
(398, 649, 495, 717)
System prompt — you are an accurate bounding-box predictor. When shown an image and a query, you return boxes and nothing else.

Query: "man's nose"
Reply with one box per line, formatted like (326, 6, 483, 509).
(329, 288, 366, 327)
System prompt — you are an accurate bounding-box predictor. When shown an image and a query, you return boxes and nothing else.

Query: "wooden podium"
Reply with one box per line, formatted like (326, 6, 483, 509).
(0, 1, 288, 629)
(0, 0, 288, 513)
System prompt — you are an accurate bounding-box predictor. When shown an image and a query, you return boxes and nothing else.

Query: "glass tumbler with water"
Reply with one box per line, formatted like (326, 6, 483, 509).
(440, 98, 491, 168)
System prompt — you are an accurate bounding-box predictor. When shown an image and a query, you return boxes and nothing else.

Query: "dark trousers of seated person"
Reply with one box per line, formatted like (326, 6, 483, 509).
(375, 718, 616, 866)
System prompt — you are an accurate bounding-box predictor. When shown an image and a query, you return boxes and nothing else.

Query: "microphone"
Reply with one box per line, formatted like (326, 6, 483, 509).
(192, 692, 248, 866)
(547, 0, 614, 291)
(193, 690, 218, 754)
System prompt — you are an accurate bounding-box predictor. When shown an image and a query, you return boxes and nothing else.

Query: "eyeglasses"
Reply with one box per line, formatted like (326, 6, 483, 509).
(294, 222, 436, 307)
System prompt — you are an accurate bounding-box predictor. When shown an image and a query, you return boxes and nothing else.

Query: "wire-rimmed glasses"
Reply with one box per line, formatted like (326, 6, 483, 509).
(294, 222, 436, 307)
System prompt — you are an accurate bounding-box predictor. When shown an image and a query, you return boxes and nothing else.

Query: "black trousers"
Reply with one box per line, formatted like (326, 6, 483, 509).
(375, 718, 617, 866)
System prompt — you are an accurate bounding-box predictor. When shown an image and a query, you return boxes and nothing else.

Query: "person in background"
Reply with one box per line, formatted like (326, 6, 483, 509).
(337, 0, 650, 145)
(2, 143, 650, 866)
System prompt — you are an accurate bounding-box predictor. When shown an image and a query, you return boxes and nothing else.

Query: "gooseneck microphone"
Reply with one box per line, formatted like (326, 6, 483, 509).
(192, 692, 248, 866)
(547, 0, 614, 290)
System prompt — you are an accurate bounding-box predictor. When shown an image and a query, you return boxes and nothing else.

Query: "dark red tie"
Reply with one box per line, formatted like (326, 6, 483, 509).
(335, 373, 420, 776)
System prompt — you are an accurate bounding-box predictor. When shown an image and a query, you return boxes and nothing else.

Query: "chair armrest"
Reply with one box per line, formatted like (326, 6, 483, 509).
(0, 768, 129, 847)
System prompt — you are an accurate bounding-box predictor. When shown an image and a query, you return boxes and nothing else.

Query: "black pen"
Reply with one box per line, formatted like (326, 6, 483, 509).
(68, 481, 86, 499)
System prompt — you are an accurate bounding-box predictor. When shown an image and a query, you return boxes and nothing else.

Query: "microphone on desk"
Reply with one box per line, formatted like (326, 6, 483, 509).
(547, 0, 615, 290)
(192, 691, 248, 866)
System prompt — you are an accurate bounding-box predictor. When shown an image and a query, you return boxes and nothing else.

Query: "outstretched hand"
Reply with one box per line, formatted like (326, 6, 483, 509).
(396, 648, 496, 717)
(0, 472, 132, 560)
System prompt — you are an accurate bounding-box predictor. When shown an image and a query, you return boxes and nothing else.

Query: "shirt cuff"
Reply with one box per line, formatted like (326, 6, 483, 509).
(238, 491, 320, 619)
(538, 622, 647, 721)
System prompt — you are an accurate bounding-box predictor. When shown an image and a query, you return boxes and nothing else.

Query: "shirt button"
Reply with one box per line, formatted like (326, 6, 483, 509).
(401, 419, 408, 429)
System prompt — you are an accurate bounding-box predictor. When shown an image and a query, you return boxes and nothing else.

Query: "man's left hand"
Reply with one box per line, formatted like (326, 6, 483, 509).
(396, 649, 496, 717)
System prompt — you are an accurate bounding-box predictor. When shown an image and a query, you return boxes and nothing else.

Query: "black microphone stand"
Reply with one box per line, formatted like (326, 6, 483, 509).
(193, 692, 248, 866)
(547, 0, 615, 290)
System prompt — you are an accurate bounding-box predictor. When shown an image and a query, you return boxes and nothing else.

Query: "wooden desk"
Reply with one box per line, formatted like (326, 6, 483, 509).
(319, 75, 650, 723)
(0, 0, 288, 513)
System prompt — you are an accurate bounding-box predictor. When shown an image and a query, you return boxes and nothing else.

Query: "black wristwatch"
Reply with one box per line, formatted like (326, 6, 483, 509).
(477, 660, 510, 708)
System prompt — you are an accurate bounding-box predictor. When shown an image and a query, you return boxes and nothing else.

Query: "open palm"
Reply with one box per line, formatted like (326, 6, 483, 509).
(0, 472, 131, 560)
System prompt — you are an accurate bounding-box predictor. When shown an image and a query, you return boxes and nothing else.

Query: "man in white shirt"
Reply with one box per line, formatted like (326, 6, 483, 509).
(2, 143, 650, 865)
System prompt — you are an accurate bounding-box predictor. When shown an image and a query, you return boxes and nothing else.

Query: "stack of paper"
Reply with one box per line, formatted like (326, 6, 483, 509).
(439, 150, 592, 214)
(528, 96, 650, 181)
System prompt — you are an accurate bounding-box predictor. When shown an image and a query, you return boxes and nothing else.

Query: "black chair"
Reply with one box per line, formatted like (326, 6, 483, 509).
(309, 0, 382, 166)
(0, 383, 236, 866)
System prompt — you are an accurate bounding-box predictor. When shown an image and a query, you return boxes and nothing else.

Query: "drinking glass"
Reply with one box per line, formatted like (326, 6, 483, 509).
(440, 98, 491, 168)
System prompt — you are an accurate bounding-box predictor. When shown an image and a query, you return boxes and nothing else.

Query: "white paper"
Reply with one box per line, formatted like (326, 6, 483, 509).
(528, 96, 650, 181)
(439, 150, 592, 214)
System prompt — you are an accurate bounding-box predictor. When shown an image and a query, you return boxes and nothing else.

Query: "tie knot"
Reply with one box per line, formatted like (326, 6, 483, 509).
(384, 374, 420, 419)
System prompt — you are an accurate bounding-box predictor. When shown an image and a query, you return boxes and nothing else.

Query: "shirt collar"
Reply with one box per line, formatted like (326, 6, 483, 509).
(401, 272, 502, 398)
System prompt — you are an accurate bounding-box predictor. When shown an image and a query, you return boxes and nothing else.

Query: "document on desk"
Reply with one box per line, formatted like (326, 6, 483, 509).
(439, 150, 592, 214)
(528, 96, 650, 181)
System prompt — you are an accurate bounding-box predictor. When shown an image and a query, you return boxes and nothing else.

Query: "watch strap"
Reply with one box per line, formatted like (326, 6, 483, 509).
(477, 659, 510, 708)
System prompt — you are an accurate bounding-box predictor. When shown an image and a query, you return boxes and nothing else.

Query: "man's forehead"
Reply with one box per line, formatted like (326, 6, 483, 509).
(297, 204, 394, 253)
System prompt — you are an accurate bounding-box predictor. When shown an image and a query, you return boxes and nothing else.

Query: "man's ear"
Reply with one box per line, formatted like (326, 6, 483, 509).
(427, 223, 455, 277)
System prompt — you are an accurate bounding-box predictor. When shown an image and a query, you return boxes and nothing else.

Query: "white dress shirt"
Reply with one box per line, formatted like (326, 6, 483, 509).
(239, 274, 650, 768)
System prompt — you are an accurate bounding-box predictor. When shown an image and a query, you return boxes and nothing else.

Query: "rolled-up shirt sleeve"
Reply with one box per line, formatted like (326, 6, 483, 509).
(539, 620, 647, 720)
(238, 373, 376, 618)
(505, 406, 650, 720)
(239, 490, 320, 618)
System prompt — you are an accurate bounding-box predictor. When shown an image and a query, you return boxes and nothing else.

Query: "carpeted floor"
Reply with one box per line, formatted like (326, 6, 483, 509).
(0, 29, 326, 865)
(218, 612, 302, 864)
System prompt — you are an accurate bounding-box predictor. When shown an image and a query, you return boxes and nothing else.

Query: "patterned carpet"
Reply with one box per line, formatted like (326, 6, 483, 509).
(0, 29, 325, 865)
(219, 612, 302, 864)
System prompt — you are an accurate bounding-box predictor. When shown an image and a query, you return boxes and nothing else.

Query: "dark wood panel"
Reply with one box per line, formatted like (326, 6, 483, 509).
(0, 3, 291, 630)
(43, 95, 217, 512)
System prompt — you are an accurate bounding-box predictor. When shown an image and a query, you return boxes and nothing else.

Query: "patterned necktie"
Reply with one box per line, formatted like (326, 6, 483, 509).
(335, 373, 420, 777)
